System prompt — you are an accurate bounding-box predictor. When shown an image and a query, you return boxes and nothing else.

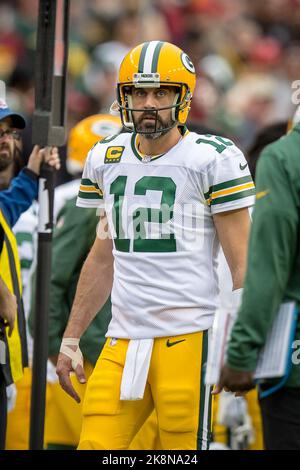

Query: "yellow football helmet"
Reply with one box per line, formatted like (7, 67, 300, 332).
(67, 114, 122, 174)
(116, 41, 196, 134)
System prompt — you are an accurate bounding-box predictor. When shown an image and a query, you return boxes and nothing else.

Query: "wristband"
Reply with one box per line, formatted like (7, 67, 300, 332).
(60, 338, 83, 370)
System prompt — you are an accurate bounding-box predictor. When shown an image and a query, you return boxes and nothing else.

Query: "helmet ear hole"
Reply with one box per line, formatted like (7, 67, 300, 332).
(173, 85, 188, 122)
(177, 85, 192, 124)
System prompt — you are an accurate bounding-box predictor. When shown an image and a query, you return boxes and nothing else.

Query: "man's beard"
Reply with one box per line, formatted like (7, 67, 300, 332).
(134, 112, 174, 140)
(0, 144, 14, 171)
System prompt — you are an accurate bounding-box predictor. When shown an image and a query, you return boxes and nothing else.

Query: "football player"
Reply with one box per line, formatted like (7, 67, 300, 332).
(56, 41, 255, 450)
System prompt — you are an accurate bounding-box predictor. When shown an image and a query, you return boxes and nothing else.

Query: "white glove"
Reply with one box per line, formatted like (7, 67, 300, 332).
(217, 391, 254, 449)
(231, 414, 254, 450)
(218, 391, 247, 427)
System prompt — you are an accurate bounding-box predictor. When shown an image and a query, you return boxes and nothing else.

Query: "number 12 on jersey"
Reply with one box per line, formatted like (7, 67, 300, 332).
(110, 175, 177, 253)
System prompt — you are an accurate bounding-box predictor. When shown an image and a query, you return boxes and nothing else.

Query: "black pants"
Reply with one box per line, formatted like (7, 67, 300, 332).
(259, 386, 300, 450)
(0, 367, 7, 450)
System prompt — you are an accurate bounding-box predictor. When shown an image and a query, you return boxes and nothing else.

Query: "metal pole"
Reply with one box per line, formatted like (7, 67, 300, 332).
(29, 0, 69, 449)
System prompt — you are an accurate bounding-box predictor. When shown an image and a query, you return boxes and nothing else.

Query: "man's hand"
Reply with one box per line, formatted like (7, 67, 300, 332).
(56, 342, 86, 403)
(213, 365, 255, 396)
(0, 276, 17, 336)
(27, 145, 61, 175)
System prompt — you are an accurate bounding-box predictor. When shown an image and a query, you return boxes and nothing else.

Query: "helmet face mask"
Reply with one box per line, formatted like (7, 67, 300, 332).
(116, 42, 196, 136)
(117, 81, 191, 136)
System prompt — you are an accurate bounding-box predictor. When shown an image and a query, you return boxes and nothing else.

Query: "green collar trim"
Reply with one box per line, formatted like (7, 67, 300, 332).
(130, 127, 189, 163)
(130, 134, 165, 162)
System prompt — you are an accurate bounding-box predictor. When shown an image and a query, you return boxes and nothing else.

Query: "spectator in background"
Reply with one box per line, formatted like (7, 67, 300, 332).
(217, 114, 300, 450)
(0, 95, 60, 449)
(246, 121, 287, 180)
(0, 98, 60, 225)
(211, 119, 287, 450)
(0, 275, 16, 337)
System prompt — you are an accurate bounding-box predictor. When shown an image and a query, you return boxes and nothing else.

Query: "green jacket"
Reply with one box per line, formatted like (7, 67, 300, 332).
(226, 123, 300, 387)
(29, 197, 111, 365)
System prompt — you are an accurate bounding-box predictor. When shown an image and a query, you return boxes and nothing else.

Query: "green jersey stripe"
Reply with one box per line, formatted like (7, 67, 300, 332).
(81, 178, 94, 185)
(138, 42, 150, 73)
(81, 178, 100, 190)
(207, 175, 253, 196)
(151, 41, 164, 72)
(81, 178, 101, 191)
(99, 134, 119, 144)
(78, 191, 103, 200)
(211, 188, 255, 205)
(205, 176, 253, 200)
(204, 190, 210, 201)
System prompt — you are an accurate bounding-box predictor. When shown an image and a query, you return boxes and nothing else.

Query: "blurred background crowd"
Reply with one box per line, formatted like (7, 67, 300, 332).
(1, 0, 300, 183)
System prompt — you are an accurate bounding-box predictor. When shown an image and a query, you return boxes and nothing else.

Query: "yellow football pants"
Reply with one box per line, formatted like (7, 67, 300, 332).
(5, 364, 161, 450)
(45, 361, 160, 449)
(5, 366, 89, 450)
(78, 331, 212, 450)
(5, 367, 32, 449)
(45, 362, 94, 447)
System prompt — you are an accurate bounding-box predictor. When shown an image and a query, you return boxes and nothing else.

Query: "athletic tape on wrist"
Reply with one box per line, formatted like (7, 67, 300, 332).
(60, 338, 83, 370)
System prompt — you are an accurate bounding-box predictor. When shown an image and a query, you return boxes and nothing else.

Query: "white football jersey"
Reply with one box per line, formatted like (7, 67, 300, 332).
(77, 130, 255, 339)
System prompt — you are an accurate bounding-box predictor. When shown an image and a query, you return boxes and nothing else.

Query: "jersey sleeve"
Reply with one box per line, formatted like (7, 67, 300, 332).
(204, 144, 255, 214)
(76, 147, 104, 209)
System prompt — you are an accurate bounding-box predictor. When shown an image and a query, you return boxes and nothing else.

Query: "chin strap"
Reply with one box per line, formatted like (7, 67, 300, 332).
(60, 338, 83, 370)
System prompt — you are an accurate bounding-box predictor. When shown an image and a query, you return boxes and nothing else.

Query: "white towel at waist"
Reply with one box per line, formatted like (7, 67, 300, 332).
(120, 339, 154, 401)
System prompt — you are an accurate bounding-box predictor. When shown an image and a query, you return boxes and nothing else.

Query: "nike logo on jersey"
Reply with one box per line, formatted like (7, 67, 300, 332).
(166, 339, 186, 348)
(239, 162, 248, 171)
(256, 190, 269, 200)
